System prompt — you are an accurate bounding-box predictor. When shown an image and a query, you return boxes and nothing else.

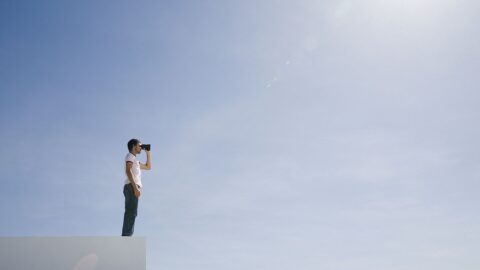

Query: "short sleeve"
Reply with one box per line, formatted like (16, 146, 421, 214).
(125, 153, 135, 163)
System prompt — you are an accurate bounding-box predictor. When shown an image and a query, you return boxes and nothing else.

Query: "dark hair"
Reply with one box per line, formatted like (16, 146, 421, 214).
(127, 138, 140, 151)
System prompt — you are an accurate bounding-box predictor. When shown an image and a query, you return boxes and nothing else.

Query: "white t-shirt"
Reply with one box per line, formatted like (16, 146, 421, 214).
(124, 153, 142, 188)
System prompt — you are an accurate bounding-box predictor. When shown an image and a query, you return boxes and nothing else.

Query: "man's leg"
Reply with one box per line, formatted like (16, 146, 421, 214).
(122, 184, 139, 236)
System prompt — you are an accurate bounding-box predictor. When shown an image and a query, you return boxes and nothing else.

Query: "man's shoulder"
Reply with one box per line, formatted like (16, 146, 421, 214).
(125, 153, 136, 162)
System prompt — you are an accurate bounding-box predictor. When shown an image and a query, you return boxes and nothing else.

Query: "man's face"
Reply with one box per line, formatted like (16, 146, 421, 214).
(134, 142, 142, 154)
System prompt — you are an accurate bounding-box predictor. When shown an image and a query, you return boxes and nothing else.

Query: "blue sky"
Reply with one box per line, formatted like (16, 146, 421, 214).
(1, 0, 480, 269)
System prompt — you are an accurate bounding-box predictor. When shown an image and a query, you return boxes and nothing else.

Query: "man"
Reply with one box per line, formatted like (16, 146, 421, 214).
(122, 138, 151, 236)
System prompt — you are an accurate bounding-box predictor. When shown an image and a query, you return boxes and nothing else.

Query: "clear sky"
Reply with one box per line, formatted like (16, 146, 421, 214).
(1, 0, 480, 269)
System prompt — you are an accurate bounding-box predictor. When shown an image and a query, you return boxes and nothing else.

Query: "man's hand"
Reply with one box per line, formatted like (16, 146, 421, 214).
(134, 188, 141, 198)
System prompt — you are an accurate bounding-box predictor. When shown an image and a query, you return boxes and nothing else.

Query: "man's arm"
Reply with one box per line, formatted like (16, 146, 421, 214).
(140, 150, 151, 170)
(126, 161, 141, 198)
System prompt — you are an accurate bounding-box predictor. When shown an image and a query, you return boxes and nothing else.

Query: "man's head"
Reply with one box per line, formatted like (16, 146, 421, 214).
(127, 138, 142, 155)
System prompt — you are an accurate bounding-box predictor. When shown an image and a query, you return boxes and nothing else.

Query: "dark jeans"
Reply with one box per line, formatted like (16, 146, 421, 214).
(122, 184, 139, 236)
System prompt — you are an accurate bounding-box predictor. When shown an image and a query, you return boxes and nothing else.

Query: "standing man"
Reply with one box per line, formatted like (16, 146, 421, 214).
(122, 138, 151, 236)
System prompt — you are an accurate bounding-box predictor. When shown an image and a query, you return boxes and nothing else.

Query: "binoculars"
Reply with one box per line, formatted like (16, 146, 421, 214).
(140, 144, 151, 151)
